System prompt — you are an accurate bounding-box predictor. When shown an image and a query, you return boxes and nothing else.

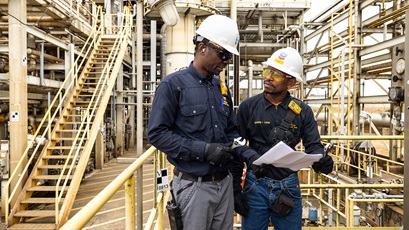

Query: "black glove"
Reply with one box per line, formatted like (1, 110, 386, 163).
(312, 155, 334, 174)
(204, 143, 234, 165)
(248, 155, 272, 178)
(234, 191, 249, 216)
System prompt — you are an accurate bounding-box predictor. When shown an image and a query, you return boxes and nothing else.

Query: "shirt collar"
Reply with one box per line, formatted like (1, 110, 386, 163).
(188, 62, 216, 85)
(263, 92, 292, 110)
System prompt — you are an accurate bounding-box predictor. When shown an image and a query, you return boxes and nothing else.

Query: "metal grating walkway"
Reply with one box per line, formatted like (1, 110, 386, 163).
(70, 149, 171, 229)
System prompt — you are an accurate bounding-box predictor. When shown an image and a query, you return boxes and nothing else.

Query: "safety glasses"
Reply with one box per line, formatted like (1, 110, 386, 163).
(207, 42, 232, 61)
(262, 68, 292, 82)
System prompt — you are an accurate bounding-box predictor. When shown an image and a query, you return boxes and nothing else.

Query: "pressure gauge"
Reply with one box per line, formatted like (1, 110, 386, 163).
(395, 58, 405, 75)
(388, 86, 404, 102)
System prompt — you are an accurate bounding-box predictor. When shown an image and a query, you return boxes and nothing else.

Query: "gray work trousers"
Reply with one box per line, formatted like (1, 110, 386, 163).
(172, 172, 234, 230)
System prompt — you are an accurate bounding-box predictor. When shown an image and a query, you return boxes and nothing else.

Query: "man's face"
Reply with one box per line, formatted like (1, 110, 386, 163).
(263, 67, 294, 95)
(202, 42, 232, 76)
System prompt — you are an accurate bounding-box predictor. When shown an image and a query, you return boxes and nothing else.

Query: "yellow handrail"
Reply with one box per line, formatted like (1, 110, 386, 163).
(60, 146, 165, 230)
(5, 3, 103, 224)
(55, 6, 133, 224)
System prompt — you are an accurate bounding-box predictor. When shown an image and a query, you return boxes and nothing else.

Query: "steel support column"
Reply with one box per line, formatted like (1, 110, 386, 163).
(403, 9, 409, 230)
(8, 0, 27, 209)
(136, 1, 144, 229)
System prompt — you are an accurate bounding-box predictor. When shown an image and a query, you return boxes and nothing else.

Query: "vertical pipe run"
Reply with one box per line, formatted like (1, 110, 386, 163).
(136, 1, 144, 230)
(258, 12, 263, 42)
(40, 42, 44, 86)
(328, 188, 333, 226)
(231, 0, 239, 109)
(150, 20, 157, 90)
(8, 0, 28, 210)
(248, 60, 253, 97)
(403, 9, 409, 230)
(129, 30, 136, 149)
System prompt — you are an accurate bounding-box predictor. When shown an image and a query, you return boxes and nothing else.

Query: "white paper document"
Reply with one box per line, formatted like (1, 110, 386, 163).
(252, 141, 322, 171)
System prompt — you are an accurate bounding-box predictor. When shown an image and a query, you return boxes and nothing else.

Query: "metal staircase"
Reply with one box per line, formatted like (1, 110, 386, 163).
(5, 6, 133, 229)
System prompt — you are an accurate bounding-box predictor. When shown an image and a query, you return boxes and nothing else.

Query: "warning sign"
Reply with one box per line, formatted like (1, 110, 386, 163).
(156, 168, 169, 191)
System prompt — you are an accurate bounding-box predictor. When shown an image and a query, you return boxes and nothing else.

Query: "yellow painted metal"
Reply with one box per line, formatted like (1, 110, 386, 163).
(300, 183, 403, 189)
(321, 135, 404, 140)
(346, 196, 403, 227)
(144, 192, 163, 230)
(125, 174, 135, 230)
(57, 8, 134, 227)
(302, 171, 403, 228)
(267, 228, 400, 230)
(60, 146, 156, 230)
(157, 152, 167, 229)
(5, 4, 104, 226)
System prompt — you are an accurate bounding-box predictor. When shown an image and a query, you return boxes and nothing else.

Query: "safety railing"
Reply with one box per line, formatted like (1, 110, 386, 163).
(5, 4, 103, 225)
(321, 135, 404, 182)
(60, 146, 169, 230)
(299, 135, 404, 228)
(60, 144, 404, 229)
(55, 6, 133, 225)
(300, 171, 403, 228)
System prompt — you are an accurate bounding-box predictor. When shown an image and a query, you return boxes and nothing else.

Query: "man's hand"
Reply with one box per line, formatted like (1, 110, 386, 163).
(234, 191, 249, 216)
(249, 154, 281, 178)
(204, 143, 234, 165)
(312, 155, 334, 174)
(248, 155, 271, 178)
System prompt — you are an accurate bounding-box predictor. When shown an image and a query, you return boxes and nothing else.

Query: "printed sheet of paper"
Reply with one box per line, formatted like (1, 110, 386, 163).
(252, 141, 322, 171)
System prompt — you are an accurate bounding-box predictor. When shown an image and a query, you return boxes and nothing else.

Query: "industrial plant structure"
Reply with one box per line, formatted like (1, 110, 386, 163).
(0, 0, 406, 229)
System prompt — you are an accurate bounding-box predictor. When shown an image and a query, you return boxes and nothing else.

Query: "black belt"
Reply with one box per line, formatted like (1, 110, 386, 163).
(174, 169, 229, 182)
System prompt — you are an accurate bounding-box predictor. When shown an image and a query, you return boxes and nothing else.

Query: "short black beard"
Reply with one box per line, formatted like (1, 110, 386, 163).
(264, 90, 281, 96)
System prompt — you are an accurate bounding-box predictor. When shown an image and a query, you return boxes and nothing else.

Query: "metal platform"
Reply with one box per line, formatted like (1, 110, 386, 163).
(70, 150, 171, 229)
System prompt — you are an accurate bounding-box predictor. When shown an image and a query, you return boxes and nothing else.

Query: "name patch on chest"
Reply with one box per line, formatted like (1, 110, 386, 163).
(254, 121, 271, 125)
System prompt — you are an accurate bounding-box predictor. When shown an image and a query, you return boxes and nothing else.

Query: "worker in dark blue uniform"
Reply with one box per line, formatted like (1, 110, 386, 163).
(232, 47, 334, 230)
(148, 15, 257, 230)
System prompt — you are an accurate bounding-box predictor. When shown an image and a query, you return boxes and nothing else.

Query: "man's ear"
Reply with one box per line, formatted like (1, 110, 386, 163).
(288, 78, 297, 88)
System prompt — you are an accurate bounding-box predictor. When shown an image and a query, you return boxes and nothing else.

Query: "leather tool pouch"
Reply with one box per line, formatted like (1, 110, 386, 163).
(273, 188, 294, 217)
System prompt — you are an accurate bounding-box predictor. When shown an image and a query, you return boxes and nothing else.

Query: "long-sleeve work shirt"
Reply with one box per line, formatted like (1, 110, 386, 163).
(148, 63, 247, 176)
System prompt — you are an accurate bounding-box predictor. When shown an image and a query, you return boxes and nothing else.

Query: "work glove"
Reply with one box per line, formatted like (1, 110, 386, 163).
(312, 155, 334, 174)
(248, 154, 273, 178)
(204, 143, 234, 165)
(234, 191, 249, 216)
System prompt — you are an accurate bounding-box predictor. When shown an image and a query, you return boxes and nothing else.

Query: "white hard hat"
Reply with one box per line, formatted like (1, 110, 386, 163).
(262, 47, 304, 83)
(196, 15, 239, 55)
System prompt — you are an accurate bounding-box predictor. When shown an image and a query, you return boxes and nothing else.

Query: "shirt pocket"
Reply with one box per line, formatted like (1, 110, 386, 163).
(180, 104, 208, 134)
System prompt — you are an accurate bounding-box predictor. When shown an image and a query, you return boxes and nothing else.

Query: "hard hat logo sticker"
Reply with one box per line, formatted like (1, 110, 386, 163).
(273, 58, 284, 65)
(278, 52, 287, 60)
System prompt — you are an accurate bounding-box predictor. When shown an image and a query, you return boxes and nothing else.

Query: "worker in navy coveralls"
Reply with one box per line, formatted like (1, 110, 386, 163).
(148, 15, 258, 230)
(232, 47, 334, 230)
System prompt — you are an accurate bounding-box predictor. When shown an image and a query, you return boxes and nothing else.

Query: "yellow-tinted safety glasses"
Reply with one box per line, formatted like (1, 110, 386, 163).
(262, 69, 292, 82)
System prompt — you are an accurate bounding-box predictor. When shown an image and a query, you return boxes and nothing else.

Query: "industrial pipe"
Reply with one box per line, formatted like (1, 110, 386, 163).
(27, 49, 64, 63)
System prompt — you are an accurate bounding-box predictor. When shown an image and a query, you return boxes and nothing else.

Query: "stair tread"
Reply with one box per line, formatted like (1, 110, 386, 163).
(47, 146, 84, 149)
(51, 138, 88, 141)
(63, 114, 95, 116)
(33, 175, 74, 180)
(42, 155, 75, 159)
(38, 164, 77, 169)
(56, 129, 87, 132)
(8, 223, 56, 229)
(58, 121, 93, 124)
(22, 198, 65, 203)
(14, 210, 55, 217)
(27, 186, 69, 191)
